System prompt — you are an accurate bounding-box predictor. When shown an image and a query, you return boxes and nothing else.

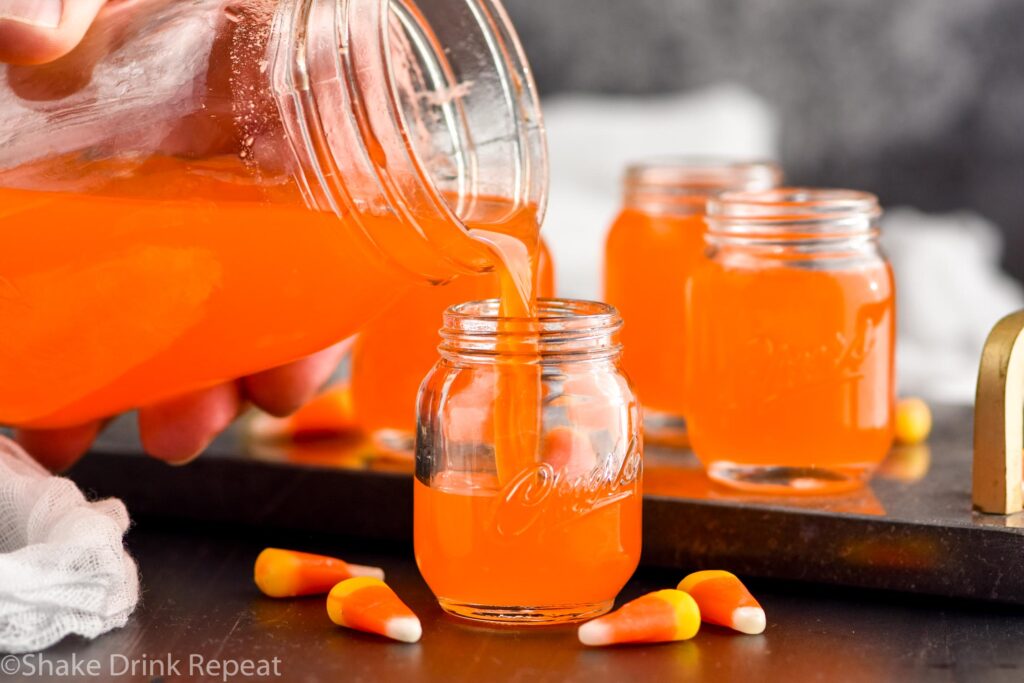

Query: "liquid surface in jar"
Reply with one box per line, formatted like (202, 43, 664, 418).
(0, 153, 535, 429)
(349, 241, 554, 440)
(685, 257, 896, 475)
(604, 207, 707, 420)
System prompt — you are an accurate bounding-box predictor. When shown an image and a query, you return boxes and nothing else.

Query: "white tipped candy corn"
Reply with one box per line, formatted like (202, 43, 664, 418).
(327, 577, 422, 643)
(254, 548, 385, 598)
(678, 570, 766, 635)
(578, 589, 700, 646)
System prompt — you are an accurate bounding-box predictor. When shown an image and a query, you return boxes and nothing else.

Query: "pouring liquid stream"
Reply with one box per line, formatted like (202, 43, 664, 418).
(468, 220, 544, 487)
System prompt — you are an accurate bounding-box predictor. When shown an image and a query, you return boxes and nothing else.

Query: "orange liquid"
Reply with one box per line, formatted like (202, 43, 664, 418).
(414, 472, 641, 608)
(685, 257, 895, 473)
(415, 222, 641, 615)
(349, 242, 554, 439)
(0, 154, 517, 429)
(472, 227, 546, 485)
(604, 208, 707, 419)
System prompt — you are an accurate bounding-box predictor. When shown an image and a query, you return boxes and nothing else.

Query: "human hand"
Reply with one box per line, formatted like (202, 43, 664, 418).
(16, 341, 351, 470)
(0, 0, 112, 64)
(1, 2, 353, 470)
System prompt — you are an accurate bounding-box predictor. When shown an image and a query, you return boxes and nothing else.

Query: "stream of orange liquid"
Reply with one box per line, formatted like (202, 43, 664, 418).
(349, 241, 554, 442)
(470, 227, 545, 484)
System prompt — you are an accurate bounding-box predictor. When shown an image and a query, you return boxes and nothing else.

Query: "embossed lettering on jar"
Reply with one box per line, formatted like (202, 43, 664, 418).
(414, 299, 642, 624)
(685, 189, 896, 494)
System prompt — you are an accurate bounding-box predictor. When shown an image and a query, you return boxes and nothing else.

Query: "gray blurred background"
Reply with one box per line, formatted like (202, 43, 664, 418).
(505, 0, 1024, 282)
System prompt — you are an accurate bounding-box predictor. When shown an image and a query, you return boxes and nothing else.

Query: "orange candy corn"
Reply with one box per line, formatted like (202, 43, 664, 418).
(327, 577, 422, 643)
(254, 548, 384, 598)
(677, 570, 766, 635)
(577, 589, 700, 646)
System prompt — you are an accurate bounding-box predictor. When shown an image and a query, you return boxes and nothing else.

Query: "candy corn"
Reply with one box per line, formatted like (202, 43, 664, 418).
(254, 548, 384, 598)
(895, 397, 932, 445)
(577, 589, 700, 646)
(677, 570, 765, 635)
(327, 577, 422, 643)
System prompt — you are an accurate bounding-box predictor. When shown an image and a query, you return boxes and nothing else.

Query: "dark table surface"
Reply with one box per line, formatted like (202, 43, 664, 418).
(68, 405, 1024, 606)
(15, 522, 1024, 683)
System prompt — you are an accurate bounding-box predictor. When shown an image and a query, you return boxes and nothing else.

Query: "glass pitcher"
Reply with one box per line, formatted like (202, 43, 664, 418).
(0, 0, 547, 429)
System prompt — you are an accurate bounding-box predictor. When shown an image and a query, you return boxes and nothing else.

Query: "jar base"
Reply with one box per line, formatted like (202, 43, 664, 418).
(436, 598, 614, 625)
(707, 461, 874, 494)
(643, 408, 689, 448)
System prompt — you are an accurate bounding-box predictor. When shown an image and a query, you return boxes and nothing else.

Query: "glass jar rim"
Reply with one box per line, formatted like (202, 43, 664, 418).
(706, 187, 881, 240)
(623, 157, 781, 214)
(440, 298, 622, 359)
(625, 157, 782, 190)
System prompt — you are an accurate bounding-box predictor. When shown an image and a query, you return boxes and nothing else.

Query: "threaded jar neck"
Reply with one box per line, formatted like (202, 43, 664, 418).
(705, 187, 883, 265)
(623, 158, 781, 215)
(269, 0, 547, 281)
(439, 299, 622, 362)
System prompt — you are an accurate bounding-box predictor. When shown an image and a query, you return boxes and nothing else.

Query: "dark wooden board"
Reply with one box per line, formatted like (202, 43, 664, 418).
(68, 404, 1024, 605)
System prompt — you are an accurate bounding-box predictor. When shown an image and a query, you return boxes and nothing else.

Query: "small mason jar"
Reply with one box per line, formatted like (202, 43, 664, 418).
(604, 159, 782, 446)
(686, 189, 895, 493)
(415, 299, 642, 624)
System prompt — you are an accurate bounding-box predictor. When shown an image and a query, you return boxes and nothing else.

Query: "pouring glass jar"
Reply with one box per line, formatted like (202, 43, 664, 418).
(0, 0, 546, 429)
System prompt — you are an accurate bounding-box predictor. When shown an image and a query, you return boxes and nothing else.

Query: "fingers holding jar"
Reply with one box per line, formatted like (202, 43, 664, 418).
(0, 0, 108, 65)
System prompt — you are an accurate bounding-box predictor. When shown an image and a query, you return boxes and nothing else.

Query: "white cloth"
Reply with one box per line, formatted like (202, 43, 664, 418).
(0, 437, 138, 653)
(883, 208, 1024, 403)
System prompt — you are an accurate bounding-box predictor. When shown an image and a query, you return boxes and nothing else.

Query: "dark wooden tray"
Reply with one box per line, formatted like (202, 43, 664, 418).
(67, 404, 1024, 605)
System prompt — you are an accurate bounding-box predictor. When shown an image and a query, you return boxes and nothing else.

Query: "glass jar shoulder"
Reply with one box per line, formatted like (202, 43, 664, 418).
(418, 355, 637, 420)
(699, 245, 891, 284)
(689, 249, 895, 319)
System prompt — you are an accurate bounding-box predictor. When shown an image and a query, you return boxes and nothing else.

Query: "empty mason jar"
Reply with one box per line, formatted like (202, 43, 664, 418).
(415, 298, 642, 624)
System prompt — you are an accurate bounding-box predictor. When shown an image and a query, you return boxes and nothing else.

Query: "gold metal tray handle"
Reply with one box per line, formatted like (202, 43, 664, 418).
(973, 310, 1024, 514)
